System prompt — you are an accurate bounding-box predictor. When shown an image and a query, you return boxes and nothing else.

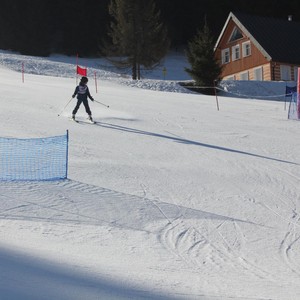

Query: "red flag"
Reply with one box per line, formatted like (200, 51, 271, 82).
(77, 65, 87, 76)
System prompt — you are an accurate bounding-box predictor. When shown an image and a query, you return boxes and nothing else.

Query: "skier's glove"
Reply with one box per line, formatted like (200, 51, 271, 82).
(72, 95, 75, 98)
(91, 97, 94, 102)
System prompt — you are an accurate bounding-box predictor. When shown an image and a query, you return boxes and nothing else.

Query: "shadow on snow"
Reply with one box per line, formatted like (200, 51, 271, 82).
(97, 122, 298, 165)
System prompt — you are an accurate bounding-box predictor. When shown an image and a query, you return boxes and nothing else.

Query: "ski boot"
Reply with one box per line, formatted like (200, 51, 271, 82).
(88, 115, 94, 123)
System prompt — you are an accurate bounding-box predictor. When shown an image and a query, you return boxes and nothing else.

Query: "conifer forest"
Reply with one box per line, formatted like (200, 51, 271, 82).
(0, 0, 299, 57)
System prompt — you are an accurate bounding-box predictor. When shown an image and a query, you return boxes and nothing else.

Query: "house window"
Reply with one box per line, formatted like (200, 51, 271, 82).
(240, 71, 249, 80)
(221, 48, 230, 64)
(232, 45, 240, 61)
(254, 66, 263, 81)
(229, 27, 243, 42)
(242, 42, 251, 57)
(224, 75, 235, 80)
(280, 65, 291, 81)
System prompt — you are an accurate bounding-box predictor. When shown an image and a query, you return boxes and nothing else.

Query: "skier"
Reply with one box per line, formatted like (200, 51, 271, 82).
(71, 76, 94, 122)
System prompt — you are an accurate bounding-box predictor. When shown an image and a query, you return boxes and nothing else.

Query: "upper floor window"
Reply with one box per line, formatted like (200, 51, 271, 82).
(242, 41, 251, 57)
(232, 45, 240, 61)
(229, 27, 243, 42)
(221, 48, 230, 64)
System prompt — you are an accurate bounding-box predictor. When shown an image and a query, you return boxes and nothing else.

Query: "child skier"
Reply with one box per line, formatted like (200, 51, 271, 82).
(71, 76, 94, 122)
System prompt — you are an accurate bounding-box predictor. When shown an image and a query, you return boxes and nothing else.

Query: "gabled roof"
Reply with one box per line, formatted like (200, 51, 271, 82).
(215, 11, 300, 65)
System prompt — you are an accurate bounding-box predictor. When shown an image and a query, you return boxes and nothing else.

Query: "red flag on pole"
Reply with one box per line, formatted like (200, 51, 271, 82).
(94, 71, 98, 93)
(76, 65, 87, 76)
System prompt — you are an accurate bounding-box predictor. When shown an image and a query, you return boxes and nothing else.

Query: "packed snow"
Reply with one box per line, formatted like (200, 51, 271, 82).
(0, 49, 300, 300)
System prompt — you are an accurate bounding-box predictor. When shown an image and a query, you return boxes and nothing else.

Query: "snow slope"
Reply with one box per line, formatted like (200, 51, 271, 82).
(1, 50, 300, 300)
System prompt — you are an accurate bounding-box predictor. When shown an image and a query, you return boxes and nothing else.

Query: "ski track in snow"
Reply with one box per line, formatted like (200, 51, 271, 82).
(141, 124, 300, 295)
(0, 180, 168, 230)
(0, 179, 283, 299)
(249, 163, 300, 279)
(130, 106, 300, 298)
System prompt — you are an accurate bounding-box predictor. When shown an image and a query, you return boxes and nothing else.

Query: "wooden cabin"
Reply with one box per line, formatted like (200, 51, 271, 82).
(214, 12, 300, 82)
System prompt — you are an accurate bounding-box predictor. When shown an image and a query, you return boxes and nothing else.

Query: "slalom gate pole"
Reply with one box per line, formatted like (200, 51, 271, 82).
(213, 80, 220, 111)
(22, 62, 25, 83)
(58, 97, 73, 116)
(94, 99, 110, 108)
(297, 68, 300, 119)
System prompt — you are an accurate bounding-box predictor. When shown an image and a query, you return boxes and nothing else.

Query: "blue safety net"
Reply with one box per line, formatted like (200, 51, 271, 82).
(0, 131, 68, 181)
(288, 92, 300, 120)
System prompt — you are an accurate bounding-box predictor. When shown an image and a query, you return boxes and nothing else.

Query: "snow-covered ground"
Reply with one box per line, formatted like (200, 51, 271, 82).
(0, 50, 300, 300)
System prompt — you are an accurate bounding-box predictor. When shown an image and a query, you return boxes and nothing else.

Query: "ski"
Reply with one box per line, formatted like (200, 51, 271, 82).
(86, 118, 96, 124)
(69, 118, 96, 124)
(69, 118, 79, 123)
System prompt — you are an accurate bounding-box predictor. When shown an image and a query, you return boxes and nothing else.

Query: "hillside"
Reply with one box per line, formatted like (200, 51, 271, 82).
(1, 50, 300, 300)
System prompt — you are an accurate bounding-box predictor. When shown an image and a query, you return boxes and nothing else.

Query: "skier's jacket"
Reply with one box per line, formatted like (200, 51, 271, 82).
(72, 83, 93, 101)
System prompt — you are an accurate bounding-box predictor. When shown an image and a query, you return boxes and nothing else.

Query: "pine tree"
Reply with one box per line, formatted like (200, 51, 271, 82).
(104, 0, 170, 80)
(185, 22, 222, 92)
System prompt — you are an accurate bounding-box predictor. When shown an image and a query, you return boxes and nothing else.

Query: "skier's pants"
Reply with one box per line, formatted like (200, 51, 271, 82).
(72, 99, 92, 115)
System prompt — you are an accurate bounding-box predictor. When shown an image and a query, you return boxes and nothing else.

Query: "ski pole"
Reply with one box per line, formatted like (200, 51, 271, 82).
(58, 97, 73, 116)
(94, 99, 109, 108)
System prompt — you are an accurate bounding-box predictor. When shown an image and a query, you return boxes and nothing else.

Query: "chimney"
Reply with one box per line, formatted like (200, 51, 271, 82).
(288, 15, 292, 21)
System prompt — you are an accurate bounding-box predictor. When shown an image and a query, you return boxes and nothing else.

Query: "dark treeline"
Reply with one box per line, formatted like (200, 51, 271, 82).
(0, 0, 300, 56)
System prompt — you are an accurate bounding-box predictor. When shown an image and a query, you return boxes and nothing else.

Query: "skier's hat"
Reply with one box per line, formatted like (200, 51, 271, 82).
(81, 76, 88, 83)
